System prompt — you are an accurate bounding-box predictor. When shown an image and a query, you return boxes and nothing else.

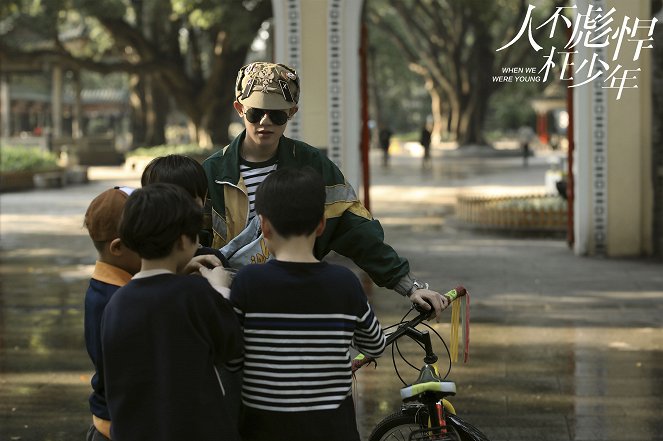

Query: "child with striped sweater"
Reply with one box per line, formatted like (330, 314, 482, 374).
(228, 166, 386, 441)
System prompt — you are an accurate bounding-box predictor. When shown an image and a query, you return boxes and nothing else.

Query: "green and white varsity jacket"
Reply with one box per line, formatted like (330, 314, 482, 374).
(202, 131, 415, 294)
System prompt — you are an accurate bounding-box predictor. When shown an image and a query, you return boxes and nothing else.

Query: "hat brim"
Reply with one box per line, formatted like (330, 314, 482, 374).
(238, 93, 296, 110)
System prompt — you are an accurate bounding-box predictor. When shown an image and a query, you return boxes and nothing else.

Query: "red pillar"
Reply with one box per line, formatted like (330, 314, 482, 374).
(566, 65, 575, 248)
(359, 6, 371, 212)
(536, 112, 549, 144)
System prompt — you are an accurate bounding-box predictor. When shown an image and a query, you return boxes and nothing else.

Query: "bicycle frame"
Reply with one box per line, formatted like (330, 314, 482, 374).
(358, 289, 489, 441)
(383, 310, 455, 438)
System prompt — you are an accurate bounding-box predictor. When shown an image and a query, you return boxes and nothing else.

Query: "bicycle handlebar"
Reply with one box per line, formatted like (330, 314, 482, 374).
(385, 307, 431, 346)
(410, 285, 467, 323)
(352, 286, 467, 372)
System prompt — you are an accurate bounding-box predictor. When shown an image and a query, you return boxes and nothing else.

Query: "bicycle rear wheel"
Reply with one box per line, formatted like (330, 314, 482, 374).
(368, 410, 462, 441)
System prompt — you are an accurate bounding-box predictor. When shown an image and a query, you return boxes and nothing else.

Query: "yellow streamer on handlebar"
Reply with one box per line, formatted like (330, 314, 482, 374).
(444, 287, 470, 363)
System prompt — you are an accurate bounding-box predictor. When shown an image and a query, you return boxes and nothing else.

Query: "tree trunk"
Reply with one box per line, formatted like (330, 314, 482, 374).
(143, 74, 168, 146)
(446, 91, 460, 143)
(101, 0, 271, 148)
(456, 93, 490, 146)
(206, 100, 231, 146)
(426, 80, 446, 145)
(151, 79, 168, 145)
(129, 73, 168, 147)
(203, 48, 248, 146)
(454, 85, 492, 146)
(129, 74, 147, 148)
(456, 30, 495, 147)
(156, 28, 260, 147)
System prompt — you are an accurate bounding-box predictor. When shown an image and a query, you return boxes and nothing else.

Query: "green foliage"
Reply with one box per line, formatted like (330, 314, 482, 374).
(81, 71, 128, 89)
(393, 131, 421, 142)
(485, 81, 538, 133)
(367, 16, 431, 133)
(492, 195, 566, 211)
(1, 0, 272, 146)
(0, 146, 61, 173)
(75, 0, 127, 20)
(125, 144, 210, 158)
(366, 2, 432, 133)
(367, 0, 569, 144)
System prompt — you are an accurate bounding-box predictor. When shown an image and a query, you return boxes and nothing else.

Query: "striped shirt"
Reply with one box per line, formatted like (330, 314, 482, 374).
(239, 157, 278, 221)
(229, 260, 385, 413)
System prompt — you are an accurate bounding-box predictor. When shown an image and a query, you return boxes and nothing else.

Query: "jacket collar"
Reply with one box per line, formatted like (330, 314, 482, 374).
(212, 131, 244, 184)
(211, 130, 299, 185)
(92, 261, 133, 287)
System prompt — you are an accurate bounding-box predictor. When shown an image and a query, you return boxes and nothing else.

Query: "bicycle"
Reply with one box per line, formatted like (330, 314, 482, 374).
(353, 286, 490, 441)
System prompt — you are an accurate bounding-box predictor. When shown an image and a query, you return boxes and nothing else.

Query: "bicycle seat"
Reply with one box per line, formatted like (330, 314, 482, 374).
(400, 380, 457, 400)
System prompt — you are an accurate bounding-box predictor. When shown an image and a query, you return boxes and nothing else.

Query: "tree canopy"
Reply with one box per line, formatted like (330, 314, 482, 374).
(367, 0, 566, 146)
(1, 0, 272, 146)
(2, 0, 576, 148)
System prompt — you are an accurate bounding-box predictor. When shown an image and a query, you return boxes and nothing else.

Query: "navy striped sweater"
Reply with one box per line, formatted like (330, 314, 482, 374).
(229, 260, 385, 412)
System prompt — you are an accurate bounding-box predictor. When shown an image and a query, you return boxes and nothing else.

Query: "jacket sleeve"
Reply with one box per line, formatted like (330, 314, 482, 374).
(311, 154, 411, 290)
(317, 212, 410, 289)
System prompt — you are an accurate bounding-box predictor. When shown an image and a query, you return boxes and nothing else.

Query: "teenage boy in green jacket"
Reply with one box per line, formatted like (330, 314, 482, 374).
(203, 62, 449, 316)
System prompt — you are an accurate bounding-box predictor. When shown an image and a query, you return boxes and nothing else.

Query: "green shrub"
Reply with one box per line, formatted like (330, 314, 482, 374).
(493, 195, 566, 211)
(394, 131, 420, 143)
(125, 144, 210, 158)
(0, 145, 60, 173)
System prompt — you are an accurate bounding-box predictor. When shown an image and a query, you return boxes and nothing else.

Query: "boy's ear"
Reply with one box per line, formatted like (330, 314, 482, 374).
(108, 238, 123, 256)
(315, 217, 326, 237)
(176, 234, 191, 250)
(259, 215, 272, 239)
(233, 101, 244, 117)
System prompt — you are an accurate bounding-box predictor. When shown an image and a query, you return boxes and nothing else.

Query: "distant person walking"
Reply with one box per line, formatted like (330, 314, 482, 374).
(378, 126, 392, 167)
(522, 140, 530, 167)
(518, 126, 535, 168)
(419, 123, 432, 170)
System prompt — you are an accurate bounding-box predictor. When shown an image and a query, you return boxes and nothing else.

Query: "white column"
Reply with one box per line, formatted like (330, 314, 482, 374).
(573, 0, 654, 256)
(273, 0, 302, 141)
(72, 70, 83, 139)
(573, 13, 592, 256)
(0, 74, 10, 138)
(51, 64, 63, 139)
(271, 0, 364, 190)
(327, 0, 362, 190)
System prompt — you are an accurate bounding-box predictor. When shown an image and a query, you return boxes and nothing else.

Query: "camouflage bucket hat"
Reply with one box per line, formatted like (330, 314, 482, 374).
(235, 62, 300, 110)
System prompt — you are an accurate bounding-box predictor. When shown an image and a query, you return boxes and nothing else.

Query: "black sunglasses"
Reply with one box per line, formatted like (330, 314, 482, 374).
(245, 108, 289, 126)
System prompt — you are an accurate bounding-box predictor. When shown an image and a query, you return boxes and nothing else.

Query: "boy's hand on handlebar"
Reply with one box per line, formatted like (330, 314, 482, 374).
(410, 289, 450, 320)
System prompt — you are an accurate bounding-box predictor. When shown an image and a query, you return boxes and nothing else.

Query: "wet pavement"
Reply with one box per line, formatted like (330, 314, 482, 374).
(1, 150, 662, 441)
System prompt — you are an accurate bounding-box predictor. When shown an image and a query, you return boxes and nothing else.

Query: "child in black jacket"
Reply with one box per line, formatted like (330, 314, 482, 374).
(101, 183, 242, 441)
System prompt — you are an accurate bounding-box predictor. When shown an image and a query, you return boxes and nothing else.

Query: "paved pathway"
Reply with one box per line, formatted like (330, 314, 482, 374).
(356, 150, 663, 441)
(0, 149, 661, 441)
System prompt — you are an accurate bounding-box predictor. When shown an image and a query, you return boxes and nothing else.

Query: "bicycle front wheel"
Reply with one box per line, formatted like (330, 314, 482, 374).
(368, 410, 463, 441)
(369, 411, 421, 441)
